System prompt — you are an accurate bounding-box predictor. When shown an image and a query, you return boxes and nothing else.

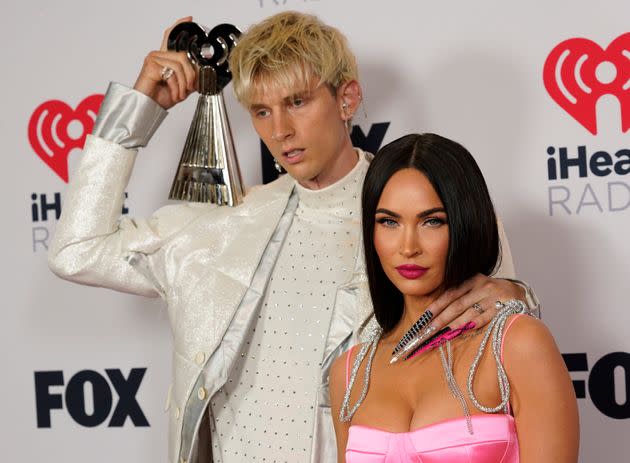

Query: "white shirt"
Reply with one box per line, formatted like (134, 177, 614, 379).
(210, 154, 369, 462)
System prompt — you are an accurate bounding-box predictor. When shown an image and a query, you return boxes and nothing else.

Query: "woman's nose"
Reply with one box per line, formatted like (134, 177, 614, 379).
(399, 227, 421, 258)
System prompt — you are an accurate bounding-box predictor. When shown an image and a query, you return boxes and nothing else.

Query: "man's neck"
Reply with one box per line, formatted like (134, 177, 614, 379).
(298, 143, 359, 190)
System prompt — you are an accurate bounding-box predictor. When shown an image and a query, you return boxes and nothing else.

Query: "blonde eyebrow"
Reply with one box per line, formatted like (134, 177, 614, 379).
(248, 103, 268, 112)
(248, 88, 315, 111)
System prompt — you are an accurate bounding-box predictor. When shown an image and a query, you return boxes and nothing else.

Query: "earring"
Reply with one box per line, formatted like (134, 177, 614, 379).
(274, 159, 282, 173)
(342, 102, 352, 130)
(359, 95, 368, 119)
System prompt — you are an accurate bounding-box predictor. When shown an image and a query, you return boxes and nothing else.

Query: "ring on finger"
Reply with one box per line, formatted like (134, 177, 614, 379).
(472, 302, 484, 314)
(495, 300, 504, 310)
(160, 66, 174, 82)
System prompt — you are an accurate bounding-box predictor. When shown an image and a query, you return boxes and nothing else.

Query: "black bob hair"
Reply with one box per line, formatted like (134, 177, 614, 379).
(361, 133, 500, 333)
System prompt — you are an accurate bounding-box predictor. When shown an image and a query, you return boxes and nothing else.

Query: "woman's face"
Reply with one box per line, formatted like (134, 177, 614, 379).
(373, 168, 449, 303)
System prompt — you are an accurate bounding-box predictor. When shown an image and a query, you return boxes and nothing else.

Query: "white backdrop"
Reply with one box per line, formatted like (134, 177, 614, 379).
(2, 1, 629, 461)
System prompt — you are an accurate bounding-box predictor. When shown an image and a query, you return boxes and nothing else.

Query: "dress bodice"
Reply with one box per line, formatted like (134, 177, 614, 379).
(346, 414, 518, 463)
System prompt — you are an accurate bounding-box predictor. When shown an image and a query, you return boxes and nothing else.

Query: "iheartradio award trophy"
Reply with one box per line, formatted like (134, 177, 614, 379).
(167, 22, 244, 206)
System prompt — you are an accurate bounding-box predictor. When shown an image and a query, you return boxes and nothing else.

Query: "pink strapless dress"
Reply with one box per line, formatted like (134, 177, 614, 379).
(346, 414, 519, 462)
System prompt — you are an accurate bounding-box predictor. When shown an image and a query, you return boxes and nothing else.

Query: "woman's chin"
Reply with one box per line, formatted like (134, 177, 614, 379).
(395, 282, 440, 299)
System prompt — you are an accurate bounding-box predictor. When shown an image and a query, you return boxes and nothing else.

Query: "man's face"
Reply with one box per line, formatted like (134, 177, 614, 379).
(248, 78, 354, 189)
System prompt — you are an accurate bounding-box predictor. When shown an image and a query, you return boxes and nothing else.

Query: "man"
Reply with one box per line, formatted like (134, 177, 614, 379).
(49, 11, 535, 463)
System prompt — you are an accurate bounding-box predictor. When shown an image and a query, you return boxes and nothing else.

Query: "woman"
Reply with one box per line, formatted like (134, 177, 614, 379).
(330, 133, 579, 462)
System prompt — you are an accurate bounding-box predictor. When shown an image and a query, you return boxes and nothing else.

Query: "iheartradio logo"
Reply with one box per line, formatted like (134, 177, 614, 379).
(543, 33, 630, 135)
(28, 95, 104, 182)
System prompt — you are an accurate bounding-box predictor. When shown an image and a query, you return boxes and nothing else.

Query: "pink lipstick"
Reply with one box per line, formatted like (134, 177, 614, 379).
(395, 264, 428, 279)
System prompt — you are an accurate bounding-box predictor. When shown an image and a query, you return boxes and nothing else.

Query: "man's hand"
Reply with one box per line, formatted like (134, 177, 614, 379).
(133, 16, 198, 109)
(425, 274, 527, 331)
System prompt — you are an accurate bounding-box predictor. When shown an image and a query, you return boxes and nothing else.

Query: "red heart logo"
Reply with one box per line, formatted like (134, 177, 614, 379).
(543, 33, 630, 135)
(28, 94, 104, 182)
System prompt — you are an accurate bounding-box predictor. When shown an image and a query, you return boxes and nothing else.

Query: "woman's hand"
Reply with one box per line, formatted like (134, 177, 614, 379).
(133, 16, 198, 109)
(426, 274, 527, 332)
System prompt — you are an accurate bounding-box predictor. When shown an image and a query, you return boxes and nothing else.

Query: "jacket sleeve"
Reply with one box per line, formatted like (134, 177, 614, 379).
(494, 218, 541, 317)
(48, 134, 208, 298)
(92, 82, 167, 149)
(495, 218, 515, 279)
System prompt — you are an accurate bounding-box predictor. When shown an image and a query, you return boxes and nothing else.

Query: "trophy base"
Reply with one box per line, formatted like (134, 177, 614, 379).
(169, 179, 238, 206)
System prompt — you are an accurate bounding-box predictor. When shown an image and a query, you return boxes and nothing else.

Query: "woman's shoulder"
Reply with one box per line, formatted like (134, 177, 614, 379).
(501, 314, 560, 367)
(330, 343, 361, 385)
(330, 343, 366, 411)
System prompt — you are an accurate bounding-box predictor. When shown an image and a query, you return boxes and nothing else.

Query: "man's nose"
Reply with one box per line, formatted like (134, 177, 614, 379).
(271, 112, 294, 142)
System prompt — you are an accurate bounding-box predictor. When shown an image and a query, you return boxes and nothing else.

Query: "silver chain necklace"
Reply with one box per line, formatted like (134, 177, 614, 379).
(439, 340, 474, 434)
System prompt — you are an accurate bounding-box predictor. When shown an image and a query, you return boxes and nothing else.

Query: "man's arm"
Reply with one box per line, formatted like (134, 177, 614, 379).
(49, 17, 203, 297)
(48, 131, 210, 297)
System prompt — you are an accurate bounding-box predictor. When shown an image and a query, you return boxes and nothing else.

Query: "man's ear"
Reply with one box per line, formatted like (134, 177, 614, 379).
(337, 80, 362, 121)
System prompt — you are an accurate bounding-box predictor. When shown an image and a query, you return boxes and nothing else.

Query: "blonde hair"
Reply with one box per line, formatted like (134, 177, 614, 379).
(229, 11, 358, 105)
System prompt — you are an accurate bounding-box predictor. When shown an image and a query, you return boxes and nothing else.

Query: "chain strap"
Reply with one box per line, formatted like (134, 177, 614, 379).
(339, 327, 383, 422)
(466, 299, 528, 413)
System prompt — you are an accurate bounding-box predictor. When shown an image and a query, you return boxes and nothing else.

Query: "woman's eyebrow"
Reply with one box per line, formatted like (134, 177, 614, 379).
(417, 207, 445, 218)
(375, 207, 445, 218)
(375, 208, 400, 218)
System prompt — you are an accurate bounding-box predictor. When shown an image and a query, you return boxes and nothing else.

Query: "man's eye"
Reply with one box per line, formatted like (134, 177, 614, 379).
(292, 98, 304, 107)
(256, 109, 270, 117)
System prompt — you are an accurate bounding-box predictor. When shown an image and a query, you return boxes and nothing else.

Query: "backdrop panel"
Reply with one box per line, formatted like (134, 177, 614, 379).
(2, 1, 628, 461)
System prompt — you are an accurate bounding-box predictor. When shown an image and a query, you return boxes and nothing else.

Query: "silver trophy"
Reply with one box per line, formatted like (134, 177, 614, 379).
(167, 22, 244, 206)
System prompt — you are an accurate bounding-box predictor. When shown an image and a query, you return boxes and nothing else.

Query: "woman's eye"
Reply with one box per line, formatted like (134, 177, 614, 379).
(423, 217, 446, 227)
(256, 109, 270, 117)
(376, 217, 398, 227)
(292, 98, 304, 107)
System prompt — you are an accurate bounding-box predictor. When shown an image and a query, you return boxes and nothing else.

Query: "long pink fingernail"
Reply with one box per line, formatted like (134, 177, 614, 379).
(446, 322, 475, 339)
(405, 343, 433, 360)
(406, 335, 447, 360)
(406, 321, 477, 361)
